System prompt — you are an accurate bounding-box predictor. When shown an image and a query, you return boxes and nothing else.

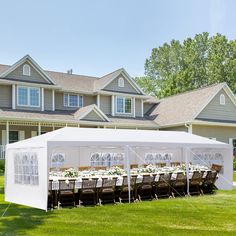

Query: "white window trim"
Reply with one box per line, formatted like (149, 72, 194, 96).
(23, 64, 31, 76)
(64, 93, 84, 108)
(115, 96, 132, 114)
(118, 77, 125, 87)
(220, 94, 225, 105)
(17, 86, 40, 108)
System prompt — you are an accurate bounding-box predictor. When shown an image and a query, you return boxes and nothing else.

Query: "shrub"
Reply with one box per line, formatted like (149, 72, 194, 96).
(0, 159, 5, 173)
(233, 160, 236, 171)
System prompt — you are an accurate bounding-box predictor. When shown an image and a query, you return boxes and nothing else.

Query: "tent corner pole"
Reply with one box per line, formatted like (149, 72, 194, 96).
(125, 145, 131, 203)
(183, 146, 190, 196)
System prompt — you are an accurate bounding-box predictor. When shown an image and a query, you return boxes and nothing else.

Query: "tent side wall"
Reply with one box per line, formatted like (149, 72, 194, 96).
(5, 145, 48, 211)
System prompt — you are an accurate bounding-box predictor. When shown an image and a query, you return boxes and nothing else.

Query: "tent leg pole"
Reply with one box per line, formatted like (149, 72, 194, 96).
(125, 145, 131, 203)
(184, 147, 190, 196)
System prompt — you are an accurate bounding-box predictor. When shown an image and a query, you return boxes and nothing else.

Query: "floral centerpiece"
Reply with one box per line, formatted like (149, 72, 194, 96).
(63, 168, 79, 178)
(107, 166, 125, 175)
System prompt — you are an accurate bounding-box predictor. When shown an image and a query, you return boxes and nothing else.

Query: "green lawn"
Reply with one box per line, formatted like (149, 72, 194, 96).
(234, 172, 236, 182)
(1, 175, 236, 236)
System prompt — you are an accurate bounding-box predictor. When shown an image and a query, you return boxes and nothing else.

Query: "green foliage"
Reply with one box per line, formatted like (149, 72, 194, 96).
(233, 159, 236, 171)
(0, 159, 5, 173)
(137, 32, 236, 98)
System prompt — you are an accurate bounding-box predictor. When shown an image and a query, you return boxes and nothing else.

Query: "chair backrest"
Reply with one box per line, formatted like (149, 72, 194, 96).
(48, 180, 53, 191)
(156, 173, 171, 188)
(142, 175, 155, 184)
(211, 164, 222, 173)
(204, 171, 218, 184)
(101, 177, 117, 189)
(156, 163, 166, 168)
(190, 171, 201, 185)
(81, 179, 97, 189)
(94, 166, 107, 171)
(112, 165, 124, 169)
(59, 180, 75, 191)
(173, 172, 186, 186)
(170, 162, 181, 167)
(130, 164, 138, 169)
(122, 175, 137, 187)
(60, 167, 70, 171)
(78, 166, 90, 171)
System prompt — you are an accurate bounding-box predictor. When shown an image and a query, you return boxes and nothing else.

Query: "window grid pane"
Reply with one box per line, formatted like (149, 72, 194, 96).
(29, 88, 39, 106)
(79, 96, 83, 107)
(18, 87, 28, 106)
(125, 98, 131, 113)
(69, 94, 78, 107)
(64, 94, 69, 106)
(116, 97, 124, 113)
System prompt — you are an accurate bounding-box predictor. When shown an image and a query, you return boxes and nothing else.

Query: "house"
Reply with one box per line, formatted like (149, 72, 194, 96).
(0, 55, 158, 158)
(0, 55, 236, 158)
(151, 83, 236, 153)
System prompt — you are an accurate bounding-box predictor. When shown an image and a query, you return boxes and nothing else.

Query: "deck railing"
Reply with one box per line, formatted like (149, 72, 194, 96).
(0, 145, 6, 159)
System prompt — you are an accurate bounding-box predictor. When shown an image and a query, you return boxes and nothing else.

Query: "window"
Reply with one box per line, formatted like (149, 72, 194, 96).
(145, 153, 173, 165)
(220, 94, 225, 105)
(14, 152, 39, 185)
(9, 131, 19, 144)
(23, 64, 31, 76)
(17, 86, 40, 107)
(90, 152, 124, 167)
(118, 77, 124, 87)
(64, 93, 83, 107)
(116, 96, 132, 114)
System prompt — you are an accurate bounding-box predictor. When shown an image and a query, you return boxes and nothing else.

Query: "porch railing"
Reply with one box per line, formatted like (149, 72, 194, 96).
(0, 145, 6, 159)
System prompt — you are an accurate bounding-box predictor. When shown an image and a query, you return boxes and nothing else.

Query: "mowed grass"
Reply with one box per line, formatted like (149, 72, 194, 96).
(0, 174, 236, 236)
(233, 172, 236, 182)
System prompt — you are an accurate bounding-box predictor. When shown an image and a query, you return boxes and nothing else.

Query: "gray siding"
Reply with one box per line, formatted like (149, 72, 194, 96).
(192, 125, 236, 144)
(0, 85, 12, 108)
(84, 95, 96, 106)
(135, 99, 142, 117)
(82, 110, 104, 121)
(44, 89, 53, 111)
(55, 92, 95, 111)
(100, 95, 111, 115)
(6, 63, 51, 84)
(197, 89, 236, 121)
(104, 74, 140, 94)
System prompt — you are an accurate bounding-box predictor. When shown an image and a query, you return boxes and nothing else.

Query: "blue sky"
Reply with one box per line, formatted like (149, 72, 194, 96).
(0, 0, 235, 77)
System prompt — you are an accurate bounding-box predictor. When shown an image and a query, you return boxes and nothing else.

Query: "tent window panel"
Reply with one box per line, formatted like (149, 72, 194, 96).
(90, 152, 124, 168)
(14, 152, 39, 185)
(145, 153, 173, 165)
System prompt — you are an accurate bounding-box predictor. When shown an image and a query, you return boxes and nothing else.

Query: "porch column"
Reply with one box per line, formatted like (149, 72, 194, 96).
(141, 99, 144, 117)
(41, 88, 44, 112)
(6, 121, 9, 144)
(133, 97, 136, 118)
(38, 123, 41, 136)
(52, 90, 55, 111)
(111, 95, 115, 116)
(97, 94, 100, 109)
(12, 84, 16, 110)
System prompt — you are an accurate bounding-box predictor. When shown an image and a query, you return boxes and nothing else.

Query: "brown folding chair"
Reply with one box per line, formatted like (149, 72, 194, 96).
(171, 172, 186, 197)
(154, 173, 171, 199)
(130, 164, 138, 169)
(200, 170, 218, 194)
(137, 174, 156, 201)
(99, 177, 117, 204)
(119, 175, 137, 203)
(78, 166, 90, 171)
(48, 180, 54, 209)
(211, 164, 222, 173)
(189, 171, 202, 196)
(79, 179, 98, 206)
(94, 166, 107, 171)
(170, 162, 181, 167)
(156, 163, 166, 168)
(58, 179, 76, 208)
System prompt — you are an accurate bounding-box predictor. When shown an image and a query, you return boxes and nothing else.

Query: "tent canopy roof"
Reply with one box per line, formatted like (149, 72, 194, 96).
(7, 127, 230, 149)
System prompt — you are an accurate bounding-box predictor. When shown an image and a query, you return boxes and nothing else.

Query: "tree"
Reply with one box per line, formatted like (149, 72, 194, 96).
(135, 32, 236, 98)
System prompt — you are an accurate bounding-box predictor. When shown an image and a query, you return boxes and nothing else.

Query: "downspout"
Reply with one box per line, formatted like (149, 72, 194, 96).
(185, 123, 192, 134)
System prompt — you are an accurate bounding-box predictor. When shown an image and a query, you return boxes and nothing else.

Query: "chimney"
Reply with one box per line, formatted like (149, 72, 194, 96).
(67, 69, 73, 75)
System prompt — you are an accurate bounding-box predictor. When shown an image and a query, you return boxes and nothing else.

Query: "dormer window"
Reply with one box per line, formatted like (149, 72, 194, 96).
(64, 93, 83, 107)
(23, 64, 31, 76)
(118, 77, 124, 87)
(220, 94, 225, 105)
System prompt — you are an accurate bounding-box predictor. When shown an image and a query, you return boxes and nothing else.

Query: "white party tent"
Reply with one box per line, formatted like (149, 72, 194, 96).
(5, 127, 233, 211)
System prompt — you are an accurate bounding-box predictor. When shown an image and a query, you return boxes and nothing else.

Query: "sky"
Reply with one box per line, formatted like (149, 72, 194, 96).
(0, 0, 235, 77)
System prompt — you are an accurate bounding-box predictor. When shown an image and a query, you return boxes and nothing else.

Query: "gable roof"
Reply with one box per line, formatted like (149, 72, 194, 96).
(0, 55, 56, 85)
(74, 104, 110, 122)
(151, 83, 236, 127)
(94, 68, 144, 94)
